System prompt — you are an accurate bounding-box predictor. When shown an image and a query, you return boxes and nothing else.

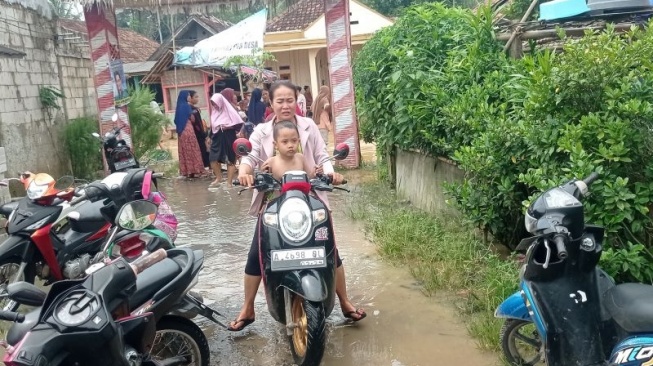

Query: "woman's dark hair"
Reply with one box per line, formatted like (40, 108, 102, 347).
(188, 90, 197, 97)
(269, 81, 298, 99)
(273, 120, 299, 140)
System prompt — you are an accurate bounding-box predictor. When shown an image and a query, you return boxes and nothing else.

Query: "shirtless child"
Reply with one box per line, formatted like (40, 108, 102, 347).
(263, 120, 306, 179)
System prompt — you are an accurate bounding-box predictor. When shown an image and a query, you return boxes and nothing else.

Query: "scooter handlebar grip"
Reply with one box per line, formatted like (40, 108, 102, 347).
(130, 249, 167, 275)
(583, 172, 599, 186)
(554, 236, 568, 260)
(152, 173, 164, 179)
(0, 311, 24, 323)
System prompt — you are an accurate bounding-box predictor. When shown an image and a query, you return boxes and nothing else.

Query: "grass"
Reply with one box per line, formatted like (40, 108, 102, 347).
(347, 174, 519, 353)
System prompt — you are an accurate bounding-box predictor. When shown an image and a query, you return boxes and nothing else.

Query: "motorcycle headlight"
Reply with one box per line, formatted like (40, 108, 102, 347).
(278, 197, 312, 244)
(26, 181, 48, 200)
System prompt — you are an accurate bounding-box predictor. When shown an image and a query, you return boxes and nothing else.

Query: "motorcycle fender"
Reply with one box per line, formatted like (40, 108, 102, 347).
(0, 235, 32, 261)
(494, 290, 531, 321)
(280, 270, 328, 303)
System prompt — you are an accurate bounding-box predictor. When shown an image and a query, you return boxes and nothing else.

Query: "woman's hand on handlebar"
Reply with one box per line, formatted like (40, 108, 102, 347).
(238, 173, 254, 187)
(328, 172, 345, 185)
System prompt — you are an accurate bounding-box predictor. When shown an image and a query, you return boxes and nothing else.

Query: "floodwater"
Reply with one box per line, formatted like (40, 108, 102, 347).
(160, 176, 496, 366)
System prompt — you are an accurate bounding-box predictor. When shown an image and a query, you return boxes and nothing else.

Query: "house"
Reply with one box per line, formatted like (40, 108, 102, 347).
(141, 14, 233, 117)
(263, 0, 394, 98)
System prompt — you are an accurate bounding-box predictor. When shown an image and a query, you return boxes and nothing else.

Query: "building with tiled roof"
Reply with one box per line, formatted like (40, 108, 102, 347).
(262, 0, 393, 101)
(57, 19, 159, 63)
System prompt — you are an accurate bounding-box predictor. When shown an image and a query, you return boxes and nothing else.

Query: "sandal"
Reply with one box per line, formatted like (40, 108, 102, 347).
(227, 317, 255, 332)
(343, 308, 367, 322)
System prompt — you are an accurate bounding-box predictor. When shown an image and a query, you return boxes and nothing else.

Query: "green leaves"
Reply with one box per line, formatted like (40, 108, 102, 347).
(355, 5, 653, 281)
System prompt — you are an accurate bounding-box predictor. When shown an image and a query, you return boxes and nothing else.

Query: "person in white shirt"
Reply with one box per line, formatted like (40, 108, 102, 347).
(296, 85, 307, 117)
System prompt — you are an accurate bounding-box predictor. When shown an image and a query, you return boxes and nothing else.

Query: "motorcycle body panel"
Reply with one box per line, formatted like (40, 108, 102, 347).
(494, 290, 530, 321)
(261, 190, 337, 324)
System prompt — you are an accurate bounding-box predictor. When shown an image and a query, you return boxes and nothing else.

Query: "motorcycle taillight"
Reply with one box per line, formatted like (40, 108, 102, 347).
(117, 235, 146, 259)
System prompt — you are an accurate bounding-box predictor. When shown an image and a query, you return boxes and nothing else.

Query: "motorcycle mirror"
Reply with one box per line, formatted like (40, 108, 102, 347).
(92, 132, 100, 138)
(116, 199, 158, 231)
(233, 138, 252, 157)
(7, 282, 46, 307)
(54, 175, 74, 190)
(333, 143, 350, 160)
(111, 113, 119, 122)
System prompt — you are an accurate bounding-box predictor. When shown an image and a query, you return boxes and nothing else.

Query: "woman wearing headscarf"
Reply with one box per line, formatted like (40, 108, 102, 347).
(209, 93, 243, 187)
(174, 90, 205, 178)
(188, 91, 210, 169)
(245, 88, 266, 138)
(313, 85, 333, 144)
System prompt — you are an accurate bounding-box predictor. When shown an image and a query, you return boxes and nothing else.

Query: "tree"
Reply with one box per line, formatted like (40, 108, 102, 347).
(49, 0, 82, 19)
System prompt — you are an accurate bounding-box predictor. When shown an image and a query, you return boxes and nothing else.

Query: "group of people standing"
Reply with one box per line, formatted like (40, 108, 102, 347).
(173, 83, 334, 187)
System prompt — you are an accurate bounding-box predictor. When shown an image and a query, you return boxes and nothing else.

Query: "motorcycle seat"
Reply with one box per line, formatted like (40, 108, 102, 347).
(6, 310, 39, 346)
(603, 283, 653, 333)
(130, 248, 194, 311)
(0, 201, 18, 217)
(69, 200, 108, 233)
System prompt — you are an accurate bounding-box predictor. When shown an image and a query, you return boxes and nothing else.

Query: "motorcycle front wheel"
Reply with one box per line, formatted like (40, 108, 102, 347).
(289, 295, 327, 366)
(0, 256, 35, 311)
(500, 319, 544, 366)
(149, 316, 209, 366)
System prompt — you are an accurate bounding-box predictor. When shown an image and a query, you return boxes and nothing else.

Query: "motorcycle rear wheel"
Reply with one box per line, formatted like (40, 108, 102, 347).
(0, 256, 35, 312)
(149, 316, 209, 366)
(289, 295, 327, 366)
(500, 319, 544, 366)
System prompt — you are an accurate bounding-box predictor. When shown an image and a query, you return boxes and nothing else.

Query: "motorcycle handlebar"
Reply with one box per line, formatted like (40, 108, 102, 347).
(583, 172, 599, 186)
(0, 310, 25, 323)
(69, 194, 86, 206)
(130, 248, 167, 275)
(152, 173, 164, 179)
(554, 235, 568, 260)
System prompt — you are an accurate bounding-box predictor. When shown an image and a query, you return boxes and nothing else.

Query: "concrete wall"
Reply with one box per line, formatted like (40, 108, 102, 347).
(395, 148, 465, 217)
(0, 0, 98, 177)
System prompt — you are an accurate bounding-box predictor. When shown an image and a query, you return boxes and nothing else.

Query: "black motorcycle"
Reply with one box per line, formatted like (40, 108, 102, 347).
(0, 199, 225, 366)
(93, 114, 139, 173)
(234, 140, 350, 366)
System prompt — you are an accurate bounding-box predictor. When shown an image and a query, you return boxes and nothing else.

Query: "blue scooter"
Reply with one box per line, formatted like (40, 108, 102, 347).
(496, 173, 653, 366)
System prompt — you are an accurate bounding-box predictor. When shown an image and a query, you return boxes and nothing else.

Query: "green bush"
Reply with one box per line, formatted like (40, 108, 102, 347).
(354, 2, 653, 282)
(128, 87, 168, 158)
(63, 116, 102, 179)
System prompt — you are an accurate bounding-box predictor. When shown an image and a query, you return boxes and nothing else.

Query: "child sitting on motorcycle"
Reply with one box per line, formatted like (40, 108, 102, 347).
(262, 120, 306, 180)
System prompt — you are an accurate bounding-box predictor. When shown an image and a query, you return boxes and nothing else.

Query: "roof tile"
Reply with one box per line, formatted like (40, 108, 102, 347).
(266, 0, 324, 32)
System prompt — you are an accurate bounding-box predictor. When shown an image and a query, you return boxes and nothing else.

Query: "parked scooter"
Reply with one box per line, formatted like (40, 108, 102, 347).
(0, 200, 224, 366)
(494, 173, 653, 366)
(93, 113, 139, 173)
(233, 138, 350, 366)
(0, 168, 175, 311)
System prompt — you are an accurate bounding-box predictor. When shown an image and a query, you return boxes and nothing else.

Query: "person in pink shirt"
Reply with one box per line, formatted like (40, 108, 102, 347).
(228, 80, 366, 331)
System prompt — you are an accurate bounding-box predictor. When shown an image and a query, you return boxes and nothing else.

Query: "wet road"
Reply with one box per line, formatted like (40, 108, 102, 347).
(160, 177, 496, 366)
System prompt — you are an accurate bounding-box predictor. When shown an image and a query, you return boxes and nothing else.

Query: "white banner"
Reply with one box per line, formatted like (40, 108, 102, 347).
(174, 8, 267, 68)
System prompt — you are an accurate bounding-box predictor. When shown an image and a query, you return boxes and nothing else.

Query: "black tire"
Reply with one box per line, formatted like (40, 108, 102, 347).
(150, 316, 210, 366)
(289, 296, 327, 366)
(0, 256, 35, 312)
(500, 319, 543, 366)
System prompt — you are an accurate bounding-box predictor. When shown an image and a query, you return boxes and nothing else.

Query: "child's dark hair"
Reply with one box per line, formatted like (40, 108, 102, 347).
(273, 120, 299, 140)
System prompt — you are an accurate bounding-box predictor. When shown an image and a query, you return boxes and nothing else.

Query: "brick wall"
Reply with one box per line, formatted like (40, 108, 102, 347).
(0, 0, 98, 177)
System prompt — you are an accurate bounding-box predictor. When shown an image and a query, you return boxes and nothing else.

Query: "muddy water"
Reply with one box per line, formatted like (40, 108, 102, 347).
(161, 178, 496, 366)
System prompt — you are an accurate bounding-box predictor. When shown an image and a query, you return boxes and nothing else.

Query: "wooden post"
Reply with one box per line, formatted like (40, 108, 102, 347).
(502, 0, 540, 53)
(509, 34, 523, 58)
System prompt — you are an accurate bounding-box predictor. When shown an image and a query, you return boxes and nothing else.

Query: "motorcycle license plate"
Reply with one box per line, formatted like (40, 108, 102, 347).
(114, 158, 136, 170)
(270, 247, 327, 272)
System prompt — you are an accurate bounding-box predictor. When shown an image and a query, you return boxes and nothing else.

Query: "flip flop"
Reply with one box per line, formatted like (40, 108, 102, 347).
(343, 308, 367, 322)
(227, 318, 255, 332)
